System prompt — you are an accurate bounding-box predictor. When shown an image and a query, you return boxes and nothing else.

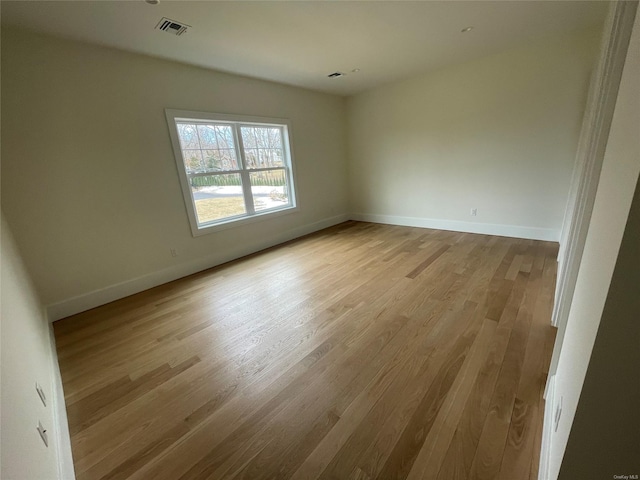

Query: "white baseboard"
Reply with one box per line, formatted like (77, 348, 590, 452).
(46, 212, 558, 321)
(539, 374, 556, 480)
(351, 213, 559, 242)
(46, 213, 350, 321)
(47, 323, 76, 479)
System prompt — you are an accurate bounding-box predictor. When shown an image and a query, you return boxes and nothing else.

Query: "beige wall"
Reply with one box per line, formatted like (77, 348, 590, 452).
(1, 214, 74, 479)
(549, 10, 640, 480)
(1, 26, 601, 316)
(0, 27, 348, 318)
(346, 28, 601, 241)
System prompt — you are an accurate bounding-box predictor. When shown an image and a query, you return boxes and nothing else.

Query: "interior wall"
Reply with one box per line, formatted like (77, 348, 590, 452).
(346, 27, 601, 241)
(548, 9, 640, 479)
(0, 27, 349, 319)
(558, 171, 640, 478)
(0, 213, 75, 479)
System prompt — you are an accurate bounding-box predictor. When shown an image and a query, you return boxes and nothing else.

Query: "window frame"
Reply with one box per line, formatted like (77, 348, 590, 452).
(165, 109, 298, 236)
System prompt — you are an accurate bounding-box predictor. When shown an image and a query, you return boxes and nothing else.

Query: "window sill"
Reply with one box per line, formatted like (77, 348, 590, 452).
(190, 205, 299, 237)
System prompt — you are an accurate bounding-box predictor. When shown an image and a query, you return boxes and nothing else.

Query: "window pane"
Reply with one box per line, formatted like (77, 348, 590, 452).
(249, 170, 289, 212)
(219, 125, 235, 147)
(258, 148, 284, 167)
(196, 125, 218, 149)
(177, 124, 200, 149)
(241, 127, 284, 168)
(241, 127, 257, 148)
(244, 148, 258, 168)
(201, 149, 239, 171)
(189, 174, 246, 224)
(182, 149, 204, 174)
(178, 123, 239, 173)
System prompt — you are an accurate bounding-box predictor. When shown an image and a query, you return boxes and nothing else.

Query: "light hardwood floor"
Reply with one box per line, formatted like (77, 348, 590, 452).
(54, 221, 558, 480)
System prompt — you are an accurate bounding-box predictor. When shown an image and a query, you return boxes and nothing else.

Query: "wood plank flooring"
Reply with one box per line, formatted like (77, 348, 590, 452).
(54, 221, 558, 480)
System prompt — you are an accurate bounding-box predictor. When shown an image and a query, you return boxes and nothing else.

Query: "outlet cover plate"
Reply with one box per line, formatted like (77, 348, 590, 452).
(37, 421, 48, 447)
(36, 382, 46, 407)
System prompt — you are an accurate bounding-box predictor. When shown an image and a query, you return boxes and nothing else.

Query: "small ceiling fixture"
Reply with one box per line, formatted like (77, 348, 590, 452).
(327, 72, 345, 78)
(351, 68, 361, 73)
(145, 0, 160, 4)
(155, 17, 191, 36)
(461, 26, 474, 33)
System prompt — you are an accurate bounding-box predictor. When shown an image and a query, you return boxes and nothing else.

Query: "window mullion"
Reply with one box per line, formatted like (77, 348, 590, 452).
(248, 166, 285, 173)
(187, 170, 242, 178)
(234, 125, 255, 215)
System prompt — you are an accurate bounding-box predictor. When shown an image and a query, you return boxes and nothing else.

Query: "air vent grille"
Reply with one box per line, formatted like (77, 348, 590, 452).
(155, 17, 191, 36)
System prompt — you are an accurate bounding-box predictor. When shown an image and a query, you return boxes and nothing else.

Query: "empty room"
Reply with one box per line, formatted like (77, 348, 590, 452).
(1, 1, 638, 480)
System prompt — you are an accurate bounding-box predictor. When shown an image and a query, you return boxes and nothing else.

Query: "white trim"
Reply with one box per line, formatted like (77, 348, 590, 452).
(46, 213, 349, 321)
(539, 374, 556, 480)
(552, 0, 636, 331)
(539, 2, 637, 479)
(351, 213, 558, 241)
(164, 109, 298, 237)
(189, 204, 300, 236)
(165, 109, 292, 127)
(46, 211, 558, 322)
(47, 322, 76, 479)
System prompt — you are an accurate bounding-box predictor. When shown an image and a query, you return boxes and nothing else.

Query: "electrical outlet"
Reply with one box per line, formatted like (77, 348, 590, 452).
(554, 396, 563, 432)
(170, 248, 178, 257)
(35, 382, 46, 407)
(37, 421, 48, 447)
(470, 208, 478, 216)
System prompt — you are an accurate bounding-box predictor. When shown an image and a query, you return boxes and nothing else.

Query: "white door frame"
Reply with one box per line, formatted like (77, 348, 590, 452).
(540, 2, 638, 479)
(550, 0, 637, 373)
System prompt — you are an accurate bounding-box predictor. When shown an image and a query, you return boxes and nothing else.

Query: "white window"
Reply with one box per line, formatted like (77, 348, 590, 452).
(165, 110, 297, 235)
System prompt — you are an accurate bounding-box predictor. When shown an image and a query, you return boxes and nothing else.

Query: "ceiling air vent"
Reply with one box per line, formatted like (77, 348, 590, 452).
(327, 72, 345, 78)
(155, 17, 191, 36)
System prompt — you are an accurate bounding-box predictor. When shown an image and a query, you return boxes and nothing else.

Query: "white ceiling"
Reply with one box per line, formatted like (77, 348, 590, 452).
(1, 1, 608, 96)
